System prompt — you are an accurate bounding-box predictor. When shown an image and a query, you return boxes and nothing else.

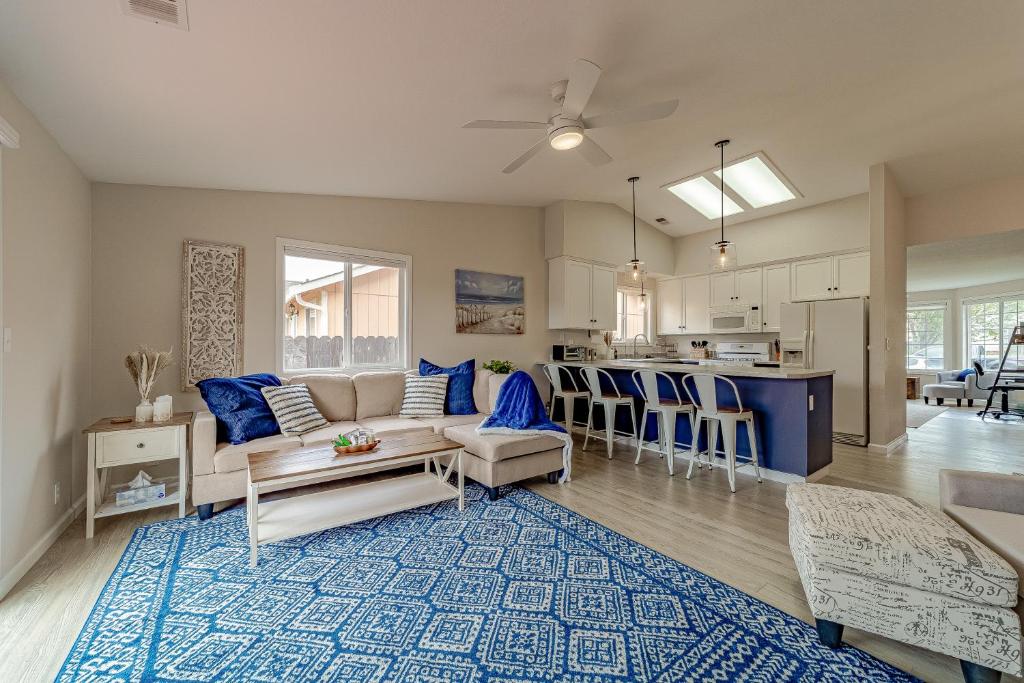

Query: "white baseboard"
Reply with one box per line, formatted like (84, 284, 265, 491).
(0, 494, 85, 601)
(867, 432, 908, 455)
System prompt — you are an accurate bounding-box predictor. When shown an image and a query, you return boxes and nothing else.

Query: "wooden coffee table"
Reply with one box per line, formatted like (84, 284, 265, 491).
(246, 432, 464, 567)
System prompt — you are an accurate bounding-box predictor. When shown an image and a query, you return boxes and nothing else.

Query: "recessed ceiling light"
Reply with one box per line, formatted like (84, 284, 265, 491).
(715, 155, 796, 208)
(665, 176, 743, 220)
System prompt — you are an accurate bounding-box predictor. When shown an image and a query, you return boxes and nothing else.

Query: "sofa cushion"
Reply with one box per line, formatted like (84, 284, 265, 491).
(473, 369, 494, 414)
(488, 373, 510, 412)
(297, 421, 360, 447)
(286, 374, 356, 422)
(443, 424, 564, 463)
(213, 433, 302, 473)
(787, 483, 1018, 608)
(353, 371, 406, 419)
(260, 384, 329, 436)
(356, 415, 434, 438)
(945, 504, 1024, 599)
(414, 414, 483, 434)
(399, 374, 448, 417)
(196, 373, 282, 445)
(419, 358, 476, 415)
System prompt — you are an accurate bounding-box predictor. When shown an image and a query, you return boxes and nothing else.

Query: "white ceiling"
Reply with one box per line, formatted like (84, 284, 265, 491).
(2, 1, 1024, 236)
(907, 229, 1024, 292)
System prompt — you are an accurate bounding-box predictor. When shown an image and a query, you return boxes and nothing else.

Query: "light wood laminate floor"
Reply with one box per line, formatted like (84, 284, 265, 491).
(1, 406, 1021, 682)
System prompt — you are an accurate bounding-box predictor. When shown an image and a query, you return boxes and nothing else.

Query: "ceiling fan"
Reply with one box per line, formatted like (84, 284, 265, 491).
(463, 58, 679, 174)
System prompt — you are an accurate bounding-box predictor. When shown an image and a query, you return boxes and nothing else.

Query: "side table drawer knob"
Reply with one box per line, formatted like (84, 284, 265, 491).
(137, 443, 145, 449)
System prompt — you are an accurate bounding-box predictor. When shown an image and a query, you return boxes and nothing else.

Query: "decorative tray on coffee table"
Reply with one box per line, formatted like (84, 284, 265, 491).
(333, 440, 381, 456)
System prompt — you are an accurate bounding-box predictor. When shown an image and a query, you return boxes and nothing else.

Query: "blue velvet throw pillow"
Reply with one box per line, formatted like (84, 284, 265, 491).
(956, 368, 976, 381)
(419, 358, 476, 415)
(196, 373, 283, 445)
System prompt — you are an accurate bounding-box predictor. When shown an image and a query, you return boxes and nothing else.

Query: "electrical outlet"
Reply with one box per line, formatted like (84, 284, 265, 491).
(808, 395, 815, 412)
(53, 481, 60, 505)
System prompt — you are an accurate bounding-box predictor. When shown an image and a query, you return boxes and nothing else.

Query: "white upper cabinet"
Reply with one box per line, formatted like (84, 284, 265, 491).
(791, 252, 870, 301)
(548, 257, 618, 330)
(710, 268, 762, 308)
(591, 264, 618, 330)
(833, 252, 870, 298)
(761, 262, 791, 332)
(656, 277, 685, 335)
(791, 256, 834, 301)
(710, 272, 736, 307)
(682, 275, 710, 334)
(734, 268, 763, 308)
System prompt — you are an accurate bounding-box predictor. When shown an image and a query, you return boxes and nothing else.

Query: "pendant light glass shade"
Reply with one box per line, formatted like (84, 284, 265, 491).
(709, 139, 737, 271)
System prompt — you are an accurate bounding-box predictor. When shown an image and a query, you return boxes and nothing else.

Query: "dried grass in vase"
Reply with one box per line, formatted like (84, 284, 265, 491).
(125, 347, 173, 420)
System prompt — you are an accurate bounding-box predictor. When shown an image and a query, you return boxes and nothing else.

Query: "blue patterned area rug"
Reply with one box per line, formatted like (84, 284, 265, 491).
(60, 485, 916, 682)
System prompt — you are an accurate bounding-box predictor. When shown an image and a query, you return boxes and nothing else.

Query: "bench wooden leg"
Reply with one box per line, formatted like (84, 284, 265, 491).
(814, 619, 843, 649)
(968, 399, 974, 407)
(960, 660, 1001, 683)
(937, 398, 945, 406)
(547, 471, 559, 484)
(196, 503, 214, 521)
(957, 398, 962, 407)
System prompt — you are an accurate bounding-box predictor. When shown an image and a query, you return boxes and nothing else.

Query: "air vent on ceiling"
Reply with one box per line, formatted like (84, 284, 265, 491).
(120, 0, 189, 30)
(655, 217, 669, 224)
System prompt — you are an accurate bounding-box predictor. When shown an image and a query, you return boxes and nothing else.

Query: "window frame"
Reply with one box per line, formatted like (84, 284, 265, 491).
(905, 302, 947, 372)
(962, 291, 1024, 370)
(275, 237, 412, 376)
(612, 285, 652, 344)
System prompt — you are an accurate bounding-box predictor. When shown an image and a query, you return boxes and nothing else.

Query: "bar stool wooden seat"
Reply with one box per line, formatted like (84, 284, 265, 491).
(542, 363, 589, 435)
(579, 366, 638, 459)
(681, 373, 762, 492)
(631, 369, 696, 476)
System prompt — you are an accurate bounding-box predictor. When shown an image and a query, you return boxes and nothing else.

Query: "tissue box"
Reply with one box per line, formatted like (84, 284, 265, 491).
(115, 482, 166, 507)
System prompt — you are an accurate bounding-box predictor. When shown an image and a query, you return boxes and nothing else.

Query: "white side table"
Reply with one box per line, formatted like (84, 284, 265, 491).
(82, 412, 193, 538)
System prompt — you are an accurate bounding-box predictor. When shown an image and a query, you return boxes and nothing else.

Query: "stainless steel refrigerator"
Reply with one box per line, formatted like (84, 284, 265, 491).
(780, 297, 868, 445)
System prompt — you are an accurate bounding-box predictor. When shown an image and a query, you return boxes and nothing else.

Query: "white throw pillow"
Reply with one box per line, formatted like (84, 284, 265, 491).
(400, 374, 448, 417)
(261, 383, 329, 435)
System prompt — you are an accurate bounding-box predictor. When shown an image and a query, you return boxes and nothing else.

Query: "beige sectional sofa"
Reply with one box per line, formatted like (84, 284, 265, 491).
(192, 369, 565, 518)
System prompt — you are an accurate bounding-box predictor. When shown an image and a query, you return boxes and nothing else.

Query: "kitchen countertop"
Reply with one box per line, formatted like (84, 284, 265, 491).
(546, 359, 835, 380)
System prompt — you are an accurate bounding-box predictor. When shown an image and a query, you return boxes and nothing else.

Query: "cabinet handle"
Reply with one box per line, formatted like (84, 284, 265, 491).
(136, 443, 145, 449)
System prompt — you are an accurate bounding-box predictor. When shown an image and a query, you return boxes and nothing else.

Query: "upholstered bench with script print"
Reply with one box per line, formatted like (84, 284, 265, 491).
(787, 483, 1022, 683)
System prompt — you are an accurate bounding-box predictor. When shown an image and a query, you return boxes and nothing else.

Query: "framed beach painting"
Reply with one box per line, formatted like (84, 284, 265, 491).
(455, 269, 524, 335)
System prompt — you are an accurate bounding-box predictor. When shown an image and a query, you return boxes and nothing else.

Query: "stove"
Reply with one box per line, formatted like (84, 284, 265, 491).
(714, 342, 772, 365)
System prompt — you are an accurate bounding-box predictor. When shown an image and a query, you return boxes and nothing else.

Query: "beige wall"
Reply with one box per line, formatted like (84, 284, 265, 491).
(906, 175, 1024, 246)
(91, 184, 557, 418)
(675, 193, 868, 274)
(545, 200, 675, 276)
(672, 194, 868, 275)
(868, 163, 907, 448)
(0, 81, 92, 581)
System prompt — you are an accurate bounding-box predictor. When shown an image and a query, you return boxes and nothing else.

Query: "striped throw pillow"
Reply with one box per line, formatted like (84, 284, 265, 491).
(399, 374, 449, 417)
(260, 383, 329, 435)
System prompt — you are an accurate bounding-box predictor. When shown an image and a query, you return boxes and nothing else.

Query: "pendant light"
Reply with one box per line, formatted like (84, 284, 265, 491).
(626, 176, 644, 281)
(710, 139, 738, 271)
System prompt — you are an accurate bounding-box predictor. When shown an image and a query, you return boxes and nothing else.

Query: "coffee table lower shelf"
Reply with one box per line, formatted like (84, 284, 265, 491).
(254, 472, 460, 547)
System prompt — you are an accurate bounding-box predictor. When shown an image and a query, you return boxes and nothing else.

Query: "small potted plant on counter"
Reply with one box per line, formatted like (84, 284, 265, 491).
(482, 359, 516, 374)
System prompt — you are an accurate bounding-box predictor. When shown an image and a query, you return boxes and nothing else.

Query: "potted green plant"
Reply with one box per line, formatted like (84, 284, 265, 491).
(482, 359, 516, 374)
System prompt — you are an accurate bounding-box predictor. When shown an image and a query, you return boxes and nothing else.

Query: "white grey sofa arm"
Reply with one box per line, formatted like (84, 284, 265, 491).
(193, 411, 218, 476)
(935, 370, 960, 383)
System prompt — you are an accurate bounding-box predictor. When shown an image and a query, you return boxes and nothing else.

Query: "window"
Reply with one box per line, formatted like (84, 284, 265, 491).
(613, 288, 650, 342)
(906, 305, 945, 370)
(964, 295, 1024, 371)
(277, 238, 410, 373)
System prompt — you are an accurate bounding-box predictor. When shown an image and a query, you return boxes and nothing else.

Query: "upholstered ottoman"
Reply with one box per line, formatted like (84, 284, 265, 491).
(923, 381, 966, 406)
(787, 483, 1022, 683)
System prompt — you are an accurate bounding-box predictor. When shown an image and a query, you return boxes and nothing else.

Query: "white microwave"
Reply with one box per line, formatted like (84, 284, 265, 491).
(709, 306, 761, 333)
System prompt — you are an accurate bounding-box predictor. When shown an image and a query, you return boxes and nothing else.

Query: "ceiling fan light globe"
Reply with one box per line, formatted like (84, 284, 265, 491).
(549, 127, 584, 150)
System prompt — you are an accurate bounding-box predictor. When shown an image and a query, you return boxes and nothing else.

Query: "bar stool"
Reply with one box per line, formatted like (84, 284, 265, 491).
(631, 369, 696, 476)
(681, 373, 762, 493)
(580, 367, 638, 459)
(542, 363, 590, 435)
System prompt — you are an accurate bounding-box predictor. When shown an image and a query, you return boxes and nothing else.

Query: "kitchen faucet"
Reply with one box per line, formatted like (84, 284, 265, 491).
(632, 333, 650, 359)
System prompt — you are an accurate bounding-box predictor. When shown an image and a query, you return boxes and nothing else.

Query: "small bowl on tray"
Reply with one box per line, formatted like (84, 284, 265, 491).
(333, 440, 381, 456)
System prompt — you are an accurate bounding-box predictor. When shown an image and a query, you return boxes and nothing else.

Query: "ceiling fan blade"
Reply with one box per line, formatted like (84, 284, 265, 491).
(502, 137, 549, 174)
(561, 58, 602, 119)
(576, 135, 613, 166)
(463, 120, 548, 130)
(583, 99, 679, 129)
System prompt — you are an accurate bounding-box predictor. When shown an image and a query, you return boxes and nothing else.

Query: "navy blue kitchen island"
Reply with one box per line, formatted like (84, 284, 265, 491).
(547, 360, 834, 481)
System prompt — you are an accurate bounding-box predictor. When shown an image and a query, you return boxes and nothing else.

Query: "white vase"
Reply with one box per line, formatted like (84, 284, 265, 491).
(135, 399, 154, 423)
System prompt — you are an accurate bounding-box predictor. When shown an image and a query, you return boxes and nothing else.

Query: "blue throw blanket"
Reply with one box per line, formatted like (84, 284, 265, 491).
(477, 370, 573, 482)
